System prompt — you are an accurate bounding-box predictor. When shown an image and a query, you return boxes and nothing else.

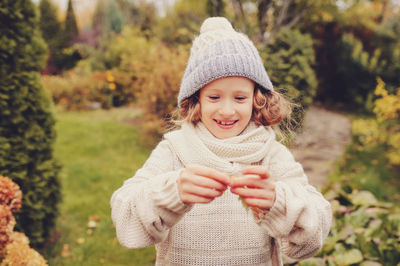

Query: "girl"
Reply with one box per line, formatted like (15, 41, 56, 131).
(111, 17, 332, 266)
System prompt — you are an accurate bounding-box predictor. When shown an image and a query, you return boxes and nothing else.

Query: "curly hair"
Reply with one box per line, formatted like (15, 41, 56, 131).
(173, 84, 298, 140)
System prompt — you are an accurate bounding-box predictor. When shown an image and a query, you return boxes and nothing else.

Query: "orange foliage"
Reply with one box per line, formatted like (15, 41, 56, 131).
(0, 177, 47, 265)
(0, 176, 22, 213)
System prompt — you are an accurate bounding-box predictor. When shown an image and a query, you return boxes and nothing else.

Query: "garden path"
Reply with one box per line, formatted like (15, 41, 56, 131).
(289, 106, 352, 190)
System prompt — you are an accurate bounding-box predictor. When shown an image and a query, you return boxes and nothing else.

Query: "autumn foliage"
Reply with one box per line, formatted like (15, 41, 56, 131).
(0, 176, 47, 265)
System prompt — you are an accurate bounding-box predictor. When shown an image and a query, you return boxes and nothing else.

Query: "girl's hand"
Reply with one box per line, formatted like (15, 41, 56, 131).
(230, 166, 276, 213)
(177, 164, 231, 204)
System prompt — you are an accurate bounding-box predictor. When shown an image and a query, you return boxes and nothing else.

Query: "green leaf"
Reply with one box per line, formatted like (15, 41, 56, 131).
(338, 225, 354, 241)
(297, 257, 325, 266)
(351, 190, 378, 206)
(365, 219, 382, 237)
(334, 249, 363, 265)
(360, 261, 382, 266)
(348, 207, 370, 228)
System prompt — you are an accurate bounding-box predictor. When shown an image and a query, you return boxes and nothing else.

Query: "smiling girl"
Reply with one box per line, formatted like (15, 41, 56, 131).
(111, 17, 332, 266)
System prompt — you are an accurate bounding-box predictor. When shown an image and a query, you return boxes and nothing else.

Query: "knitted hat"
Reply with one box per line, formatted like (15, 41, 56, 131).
(178, 17, 274, 106)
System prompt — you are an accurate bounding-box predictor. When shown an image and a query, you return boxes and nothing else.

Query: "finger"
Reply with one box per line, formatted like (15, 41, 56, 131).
(187, 164, 231, 186)
(242, 197, 275, 210)
(181, 183, 223, 198)
(230, 187, 275, 199)
(183, 174, 227, 191)
(240, 166, 269, 179)
(180, 193, 214, 204)
(231, 177, 274, 189)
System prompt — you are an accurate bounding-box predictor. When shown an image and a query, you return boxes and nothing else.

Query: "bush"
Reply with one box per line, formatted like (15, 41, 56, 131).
(352, 78, 400, 167)
(0, 176, 47, 265)
(296, 79, 400, 266)
(42, 69, 136, 110)
(0, 176, 21, 254)
(0, 0, 61, 247)
(259, 28, 317, 125)
(92, 26, 189, 145)
(298, 185, 400, 266)
(134, 43, 189, 146)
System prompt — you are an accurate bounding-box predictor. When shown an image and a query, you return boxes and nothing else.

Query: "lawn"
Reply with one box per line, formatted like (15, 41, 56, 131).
(43, 107, 156, 265)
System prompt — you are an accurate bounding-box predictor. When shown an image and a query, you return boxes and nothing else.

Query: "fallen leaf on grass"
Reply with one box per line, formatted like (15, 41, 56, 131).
(61, 244, 71, 258)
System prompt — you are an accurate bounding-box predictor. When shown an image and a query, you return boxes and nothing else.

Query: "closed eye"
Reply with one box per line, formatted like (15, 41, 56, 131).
(235, 96, 247, 101)
(208, 96, 220, 100)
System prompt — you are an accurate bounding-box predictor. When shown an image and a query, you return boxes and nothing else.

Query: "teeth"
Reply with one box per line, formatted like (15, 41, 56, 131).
(218, 121, 235, 125)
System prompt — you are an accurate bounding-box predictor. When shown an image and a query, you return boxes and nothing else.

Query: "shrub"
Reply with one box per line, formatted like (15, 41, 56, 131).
(259, 28, 317, 125)
(298, 184, 400, 266)
(0, 176, 47, 265)
(108, 27, 190, 145)
(297, 79, 400, 266)
(0, 0, 61, 247)
(352, 78, 400, 167)
(134, 43, 189, 146)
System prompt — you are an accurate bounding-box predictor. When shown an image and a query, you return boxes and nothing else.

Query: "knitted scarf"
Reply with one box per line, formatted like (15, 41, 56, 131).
(164, 122, 276, 174)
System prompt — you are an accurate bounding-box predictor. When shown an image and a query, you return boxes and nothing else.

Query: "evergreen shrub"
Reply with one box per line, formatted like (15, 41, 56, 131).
(0, 0, 61, 248)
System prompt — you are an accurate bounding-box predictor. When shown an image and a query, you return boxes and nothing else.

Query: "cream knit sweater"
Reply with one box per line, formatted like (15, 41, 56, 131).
(110, 122, 332, 266)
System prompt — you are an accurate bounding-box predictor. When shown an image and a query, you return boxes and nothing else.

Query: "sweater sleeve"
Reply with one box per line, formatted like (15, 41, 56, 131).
(256, 142, 332, 260)
(110, 140, 192, 249)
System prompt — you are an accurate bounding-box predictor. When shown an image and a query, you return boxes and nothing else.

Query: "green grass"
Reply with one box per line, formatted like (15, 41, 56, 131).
(43, 107, 156, 266)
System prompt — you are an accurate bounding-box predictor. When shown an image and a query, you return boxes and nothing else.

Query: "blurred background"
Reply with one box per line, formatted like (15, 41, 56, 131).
(0, 0, 399, 265)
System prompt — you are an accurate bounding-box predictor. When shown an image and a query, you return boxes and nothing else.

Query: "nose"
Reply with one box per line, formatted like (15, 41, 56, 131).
(218, 100, 235, 116)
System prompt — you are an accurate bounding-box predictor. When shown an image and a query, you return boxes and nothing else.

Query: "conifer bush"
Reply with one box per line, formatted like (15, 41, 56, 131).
(0, 0, 61, 248)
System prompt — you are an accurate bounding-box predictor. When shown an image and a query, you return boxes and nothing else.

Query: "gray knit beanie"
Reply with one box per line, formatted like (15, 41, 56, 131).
(178, 17, 274, 106)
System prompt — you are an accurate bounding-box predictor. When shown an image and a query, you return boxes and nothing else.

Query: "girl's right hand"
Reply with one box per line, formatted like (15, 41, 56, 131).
(177, 164, 231, 204)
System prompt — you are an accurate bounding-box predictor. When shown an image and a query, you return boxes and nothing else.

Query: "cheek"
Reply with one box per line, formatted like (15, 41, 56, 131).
(200, 102, 214, 117)
(241, 103, 253, 118)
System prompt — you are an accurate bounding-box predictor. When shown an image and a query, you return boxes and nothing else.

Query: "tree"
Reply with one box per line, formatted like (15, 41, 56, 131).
(92, 0, 125, 37)
(156, 0, 208, 45)
(39, 0, 63, 74)
(227, 0, 327, 43)
(206, 0, 226, 16)
(0, 0, 61, 248)
(39, 0, 62, 46)
(64, 0, 79, 46)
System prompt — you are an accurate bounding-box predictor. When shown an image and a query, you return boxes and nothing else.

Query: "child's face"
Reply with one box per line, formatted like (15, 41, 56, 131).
(199, 76, 254, 139)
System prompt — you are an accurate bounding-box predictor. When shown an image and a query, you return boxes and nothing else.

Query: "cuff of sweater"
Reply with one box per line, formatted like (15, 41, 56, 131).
(151, 170, 192, 221)
(256, 182, 291, 237)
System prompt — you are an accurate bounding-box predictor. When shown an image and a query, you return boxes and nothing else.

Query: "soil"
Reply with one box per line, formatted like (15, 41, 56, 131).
(289, 106, 352, 190)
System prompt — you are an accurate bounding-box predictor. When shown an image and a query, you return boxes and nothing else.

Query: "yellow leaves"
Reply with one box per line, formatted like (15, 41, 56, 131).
(373, 78, 400, 122)
(106, 70, 115, 83)
(352, 119, 381, 150)
(108, 83, 116, 91)
(106, 71, 117, 91)
(76, 238, 85, 244)
(353, 78, 400, 166)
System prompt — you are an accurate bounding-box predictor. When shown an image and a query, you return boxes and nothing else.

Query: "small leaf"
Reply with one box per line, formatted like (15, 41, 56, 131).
(351, 190, 378, 206)
(297, 257, 325, 266)
(360, 261, 382, 266)
(334, 249, 363, 265)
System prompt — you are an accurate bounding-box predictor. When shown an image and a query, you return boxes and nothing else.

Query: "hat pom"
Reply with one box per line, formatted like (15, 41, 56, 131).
(200, 17, 234, 34)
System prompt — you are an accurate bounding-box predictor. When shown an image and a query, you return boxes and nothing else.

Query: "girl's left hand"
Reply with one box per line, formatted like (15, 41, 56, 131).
(230, 166, 276, 212)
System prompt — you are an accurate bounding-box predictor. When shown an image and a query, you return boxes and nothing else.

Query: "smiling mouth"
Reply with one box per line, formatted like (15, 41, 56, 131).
(214, 119, 238, 126)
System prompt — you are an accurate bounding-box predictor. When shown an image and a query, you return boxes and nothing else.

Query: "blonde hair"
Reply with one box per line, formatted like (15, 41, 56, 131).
(172, 85, 298, 141)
